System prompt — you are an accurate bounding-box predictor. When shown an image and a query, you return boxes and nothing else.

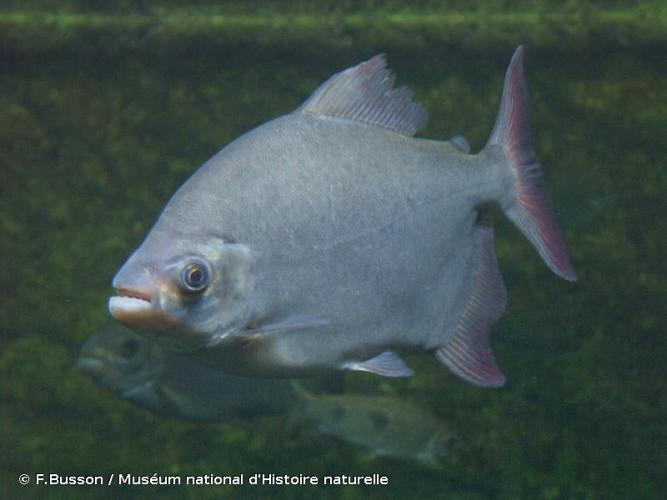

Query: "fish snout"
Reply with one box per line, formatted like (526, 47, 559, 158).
(109, 259, 172, 329)
(77, 350, 109, 375)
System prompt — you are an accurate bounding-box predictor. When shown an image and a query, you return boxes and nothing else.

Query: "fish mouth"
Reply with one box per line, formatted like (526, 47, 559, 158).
(111, 287, 152, 305)
(110, 288, 152, 310)
(109, 288, 157, 325)
(109, 288, 186, 333)
(77, 353, 109, 374)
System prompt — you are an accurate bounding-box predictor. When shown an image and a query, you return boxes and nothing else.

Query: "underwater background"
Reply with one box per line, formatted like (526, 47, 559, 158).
(1, 1, 665, 498)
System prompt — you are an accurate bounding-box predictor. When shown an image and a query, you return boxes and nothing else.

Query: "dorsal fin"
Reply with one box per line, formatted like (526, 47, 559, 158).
(298, 55, 428, 136)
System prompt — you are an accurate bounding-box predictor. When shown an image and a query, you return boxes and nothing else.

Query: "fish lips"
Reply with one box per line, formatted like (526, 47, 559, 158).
(108, 291, 182, 332)
(77, 352, 108, 374)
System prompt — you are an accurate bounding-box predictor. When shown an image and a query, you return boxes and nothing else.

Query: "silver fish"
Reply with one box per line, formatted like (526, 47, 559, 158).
(78, 322, 296, 422)
(291, 384, 458, 469)
(109, 46, 576, 387)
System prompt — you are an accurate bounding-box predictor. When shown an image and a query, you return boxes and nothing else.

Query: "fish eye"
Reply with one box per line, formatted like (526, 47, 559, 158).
(119, 338, 140, 358)
(181, 261, 209, 293)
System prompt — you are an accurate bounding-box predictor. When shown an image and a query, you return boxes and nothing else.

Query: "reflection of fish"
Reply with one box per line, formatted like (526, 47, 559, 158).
(78, 322, 296, 422)
(292, 384, 458, 469)
(109, 46, 575, 387)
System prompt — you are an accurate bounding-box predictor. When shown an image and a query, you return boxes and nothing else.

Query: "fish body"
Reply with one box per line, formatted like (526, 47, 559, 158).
(110, 47, 575, 387)
(78, 322, 296, 422)
(293, 386, 458, 468)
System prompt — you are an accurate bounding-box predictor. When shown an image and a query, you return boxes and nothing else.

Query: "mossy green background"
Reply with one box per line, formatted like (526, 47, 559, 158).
(1, 2, 665, 499)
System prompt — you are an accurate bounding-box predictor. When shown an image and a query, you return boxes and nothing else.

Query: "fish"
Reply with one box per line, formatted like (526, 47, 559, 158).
(109, 46, 576, 387)
(78, 321, 298, 422)
(290, 384, 459, 469)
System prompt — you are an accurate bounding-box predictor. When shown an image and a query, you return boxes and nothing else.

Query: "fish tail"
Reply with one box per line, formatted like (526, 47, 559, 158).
(485, 46, 577, 281)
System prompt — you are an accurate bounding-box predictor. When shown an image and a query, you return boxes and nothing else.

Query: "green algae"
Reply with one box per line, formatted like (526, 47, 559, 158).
(2, 2, 667, 56)
(0, 2, 665, 499)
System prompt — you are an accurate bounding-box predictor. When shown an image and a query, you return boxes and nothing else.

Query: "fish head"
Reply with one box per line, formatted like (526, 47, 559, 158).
(109, 227, 253, 351)
(428, 427, 461, 459)
(78, 322, 162, 392)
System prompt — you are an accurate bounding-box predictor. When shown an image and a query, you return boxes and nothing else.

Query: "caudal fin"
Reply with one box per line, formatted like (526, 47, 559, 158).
(486, 46, 577, 281)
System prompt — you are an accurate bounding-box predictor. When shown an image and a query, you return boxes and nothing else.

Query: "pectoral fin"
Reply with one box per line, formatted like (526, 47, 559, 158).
(342, 351, 414, 377)
(240, 314, 330, 335)
(152, 383, 188, 415)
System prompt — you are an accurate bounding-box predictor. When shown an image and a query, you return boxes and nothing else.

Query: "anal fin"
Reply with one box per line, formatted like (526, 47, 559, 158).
(342, 351, 414, 378)
(435, 221, 507, 387)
